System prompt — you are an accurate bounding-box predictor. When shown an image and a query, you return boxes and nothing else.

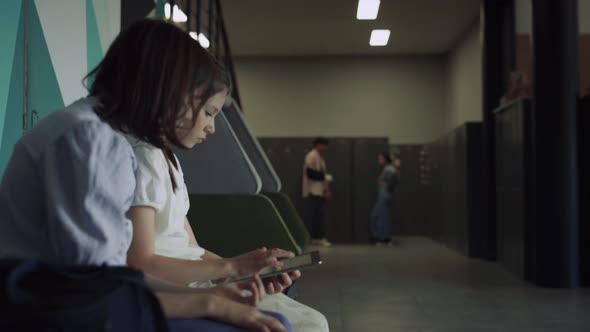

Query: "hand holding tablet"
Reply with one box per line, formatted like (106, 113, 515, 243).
(227, 251, 322, 283)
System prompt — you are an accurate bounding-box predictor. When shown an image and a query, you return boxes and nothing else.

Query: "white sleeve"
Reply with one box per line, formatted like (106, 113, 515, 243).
(131, 146, 169, 211)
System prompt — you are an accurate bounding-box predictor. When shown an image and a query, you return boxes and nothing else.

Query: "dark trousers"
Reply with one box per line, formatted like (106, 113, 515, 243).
(305, 195, 326, 239)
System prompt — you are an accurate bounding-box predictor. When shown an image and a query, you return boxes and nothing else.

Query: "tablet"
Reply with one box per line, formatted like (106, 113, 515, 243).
(227, 251, 322, 283)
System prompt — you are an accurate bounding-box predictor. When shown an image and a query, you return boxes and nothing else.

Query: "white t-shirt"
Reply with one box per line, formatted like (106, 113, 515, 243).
(125, 135, 205, 261)
(302, 149, 328, 197)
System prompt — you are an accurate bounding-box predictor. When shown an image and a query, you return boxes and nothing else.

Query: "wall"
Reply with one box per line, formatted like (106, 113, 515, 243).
(445, 21, 482, 132)
(234, 56, 448, 144)
(0, 0, 121, 175)
(516, 0, 590, 33)
(515, 0, 590, 95)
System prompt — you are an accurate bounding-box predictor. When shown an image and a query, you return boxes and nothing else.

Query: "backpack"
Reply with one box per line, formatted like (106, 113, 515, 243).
(0, 259, 168, 332)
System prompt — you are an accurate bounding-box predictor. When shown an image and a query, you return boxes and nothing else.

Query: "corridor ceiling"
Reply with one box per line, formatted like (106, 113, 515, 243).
(219, 0, 481, 56)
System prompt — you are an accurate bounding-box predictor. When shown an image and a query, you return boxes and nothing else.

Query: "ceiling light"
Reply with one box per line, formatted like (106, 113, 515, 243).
(190, 32, 210, 49)
(357, 0, 380, 20)
(198, 33, 210, 48)
(369, 29, 390, 46)
(165, 3, 187, 22)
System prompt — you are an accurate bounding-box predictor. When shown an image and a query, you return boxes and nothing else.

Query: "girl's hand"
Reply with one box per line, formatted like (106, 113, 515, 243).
(206, 293, 288, 332)
(213, 274, 267, 307)
(228, 247, 294, 278)
(262, 270, 301, 295)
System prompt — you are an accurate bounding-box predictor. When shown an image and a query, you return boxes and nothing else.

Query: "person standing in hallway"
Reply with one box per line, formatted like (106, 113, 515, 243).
(302, 137, 333, 247)
(370, 153, 400, 245)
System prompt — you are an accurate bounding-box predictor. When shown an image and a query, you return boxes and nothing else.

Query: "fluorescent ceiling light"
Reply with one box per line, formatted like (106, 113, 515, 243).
(357, 0, 380, 20)
(165, 3, 187, 22)
(369, 29, 390, 46)
(190, 32, 210, 49)
(198, 33, 210, 48)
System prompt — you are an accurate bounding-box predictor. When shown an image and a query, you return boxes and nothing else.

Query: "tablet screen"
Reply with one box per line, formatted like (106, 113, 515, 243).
(227, 251, 321, 283)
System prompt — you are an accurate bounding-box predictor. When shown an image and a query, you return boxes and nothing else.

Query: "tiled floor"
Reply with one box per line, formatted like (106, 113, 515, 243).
(296, 237, 590, 332)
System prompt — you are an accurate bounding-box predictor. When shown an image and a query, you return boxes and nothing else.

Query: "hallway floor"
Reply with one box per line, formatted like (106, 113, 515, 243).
(296, 237, 590, 332)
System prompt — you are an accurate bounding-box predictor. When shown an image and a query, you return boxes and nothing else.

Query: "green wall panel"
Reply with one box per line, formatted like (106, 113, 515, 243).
(0, 7, 24, 176)
(0, 0, 23, 149)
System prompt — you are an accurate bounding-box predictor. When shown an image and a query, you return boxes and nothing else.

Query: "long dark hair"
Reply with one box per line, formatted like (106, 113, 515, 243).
(85, 19, 229, 190)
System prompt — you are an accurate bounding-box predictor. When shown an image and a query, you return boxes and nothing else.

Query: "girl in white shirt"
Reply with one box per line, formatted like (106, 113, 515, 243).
(124, 67, 329, 332)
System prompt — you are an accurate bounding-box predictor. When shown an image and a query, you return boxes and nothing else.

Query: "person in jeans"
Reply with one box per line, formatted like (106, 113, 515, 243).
(370, 153, 400, 246)
(302, 137, 333, 247)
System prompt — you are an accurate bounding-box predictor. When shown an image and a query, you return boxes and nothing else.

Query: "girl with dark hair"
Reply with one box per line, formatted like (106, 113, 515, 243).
(0, 19, 291, 332)
(118, 21, 329, 332)
(370, 152, 400, 245)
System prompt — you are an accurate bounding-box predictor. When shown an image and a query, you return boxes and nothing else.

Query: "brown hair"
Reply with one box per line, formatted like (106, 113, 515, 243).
(85, 19, 229, 190)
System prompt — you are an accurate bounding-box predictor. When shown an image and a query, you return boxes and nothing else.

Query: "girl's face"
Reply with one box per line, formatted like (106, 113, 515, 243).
(378, 154, 386, 167)
(176, 90, 227, 148)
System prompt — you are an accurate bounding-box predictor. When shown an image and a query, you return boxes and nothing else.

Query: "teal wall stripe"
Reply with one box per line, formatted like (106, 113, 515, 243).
(155, 0, 165, 18)
(0, 0, 23, 149)
(0, 7, 24, 176)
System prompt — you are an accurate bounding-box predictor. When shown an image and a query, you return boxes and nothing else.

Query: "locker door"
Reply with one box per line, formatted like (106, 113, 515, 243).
(390, 145, 431, 235)
(322, 138, 353, 243)
(260, 138, 304, 207)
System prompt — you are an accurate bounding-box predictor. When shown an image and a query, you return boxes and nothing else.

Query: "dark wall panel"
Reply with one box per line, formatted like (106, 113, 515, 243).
(579, 99, 590, 286)
(389, 145, 432, 235)
(494, 100, 532, 280)
(466, 124, 486, 257)
(261, 138, 308, 211)
(426, 123, 486, 258)
(321, 138, 354, 243)
(121, 0, 154, 29)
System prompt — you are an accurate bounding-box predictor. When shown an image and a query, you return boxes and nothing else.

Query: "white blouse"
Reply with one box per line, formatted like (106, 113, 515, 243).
(125, 136, 205, 261)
